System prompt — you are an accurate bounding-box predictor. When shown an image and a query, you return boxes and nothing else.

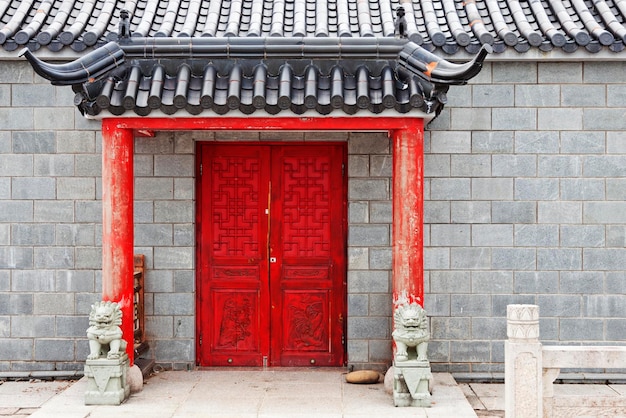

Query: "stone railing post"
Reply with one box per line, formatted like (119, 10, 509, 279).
(505, 304, 542, 418)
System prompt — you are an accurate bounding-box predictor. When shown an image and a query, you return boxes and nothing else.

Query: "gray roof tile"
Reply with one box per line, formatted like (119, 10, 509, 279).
(1, 0, 625, 54)
(21, 36, 491, 116)
(81, 60, 434, 117)
(23, 37, 495, 116)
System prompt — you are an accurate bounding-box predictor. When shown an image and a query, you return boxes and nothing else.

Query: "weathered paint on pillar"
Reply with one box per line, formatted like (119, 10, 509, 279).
(101, 119, 135, 364)
(392, 123, 425, 308)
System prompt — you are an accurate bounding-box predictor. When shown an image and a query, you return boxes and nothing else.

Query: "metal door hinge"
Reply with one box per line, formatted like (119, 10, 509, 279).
(200, 163, 203, 176)
(199, 334, 202, 345)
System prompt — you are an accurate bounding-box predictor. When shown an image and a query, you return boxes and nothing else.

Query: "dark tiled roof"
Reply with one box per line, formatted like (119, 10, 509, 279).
(22, 37, 491, 117)
(1, 0, 625, 55)
(85, 60, 439, 117)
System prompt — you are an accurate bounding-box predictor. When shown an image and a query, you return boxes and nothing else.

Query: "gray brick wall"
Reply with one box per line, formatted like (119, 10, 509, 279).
(0, 63, 96, 372)
(346, 132, 393, 370)
(426, 60, 626, 375)
(134, 132, 195, 370)
(1, 59, 625, 375)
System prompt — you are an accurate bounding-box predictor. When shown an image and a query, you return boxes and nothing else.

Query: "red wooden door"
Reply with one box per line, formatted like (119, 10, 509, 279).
(196, 143, 346, 367)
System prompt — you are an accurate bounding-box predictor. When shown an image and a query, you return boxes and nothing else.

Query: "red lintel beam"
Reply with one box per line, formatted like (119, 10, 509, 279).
(111, 116, 425, 132)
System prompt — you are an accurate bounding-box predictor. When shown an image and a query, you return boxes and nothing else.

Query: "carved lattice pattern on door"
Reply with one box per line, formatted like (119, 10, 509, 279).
(211, 157, 260, 257)
(281, 156, 331, 257)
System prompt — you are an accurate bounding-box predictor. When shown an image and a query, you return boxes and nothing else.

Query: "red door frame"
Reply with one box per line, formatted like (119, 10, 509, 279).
(100, 116, 425, 366)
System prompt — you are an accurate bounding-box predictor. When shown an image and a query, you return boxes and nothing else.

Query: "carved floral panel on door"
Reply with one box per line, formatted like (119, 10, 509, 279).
(283, 291, 329, 351)
(213, 290, 259, 351)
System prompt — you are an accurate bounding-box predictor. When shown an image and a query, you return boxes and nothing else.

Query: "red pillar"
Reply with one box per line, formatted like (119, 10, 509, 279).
(101, 119, 135, 364)
(392, 123, 425, 308)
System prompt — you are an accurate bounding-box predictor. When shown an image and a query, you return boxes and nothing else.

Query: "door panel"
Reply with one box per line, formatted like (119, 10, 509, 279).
(269, 145, 345, 366)
(197, 145, 270, 366)
(197, 143, 345, 367)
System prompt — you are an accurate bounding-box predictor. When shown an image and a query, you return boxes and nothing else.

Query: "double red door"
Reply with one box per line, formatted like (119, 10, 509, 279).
(196, 143, 347, 367)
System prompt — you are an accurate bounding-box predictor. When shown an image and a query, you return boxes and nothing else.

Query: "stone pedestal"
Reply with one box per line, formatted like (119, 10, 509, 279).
(84, 354, 130, 405)
(393, 360, 432, 407)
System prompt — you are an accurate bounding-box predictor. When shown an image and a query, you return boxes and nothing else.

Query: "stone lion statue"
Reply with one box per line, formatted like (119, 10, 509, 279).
(86, 301, 127, 360)
(392, 303, 430, 363)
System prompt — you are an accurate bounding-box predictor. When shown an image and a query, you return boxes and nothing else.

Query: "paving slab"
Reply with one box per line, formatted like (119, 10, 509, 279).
(466, 383, 505, 411)
(460, 383, 483, 410)
(18, 370, 478, 418)
(430, 373, 478, 416)
(0, 381, 73, 409)
(459, 383, 505, 418)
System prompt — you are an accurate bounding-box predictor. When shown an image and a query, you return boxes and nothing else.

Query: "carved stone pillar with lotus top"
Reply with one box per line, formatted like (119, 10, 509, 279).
(505, 304, 542, 418)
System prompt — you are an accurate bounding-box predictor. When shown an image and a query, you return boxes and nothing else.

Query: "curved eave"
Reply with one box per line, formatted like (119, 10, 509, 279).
(68, 58, 451, 118)
(20, 37, 491, 86)
(20, 37, 494, 118)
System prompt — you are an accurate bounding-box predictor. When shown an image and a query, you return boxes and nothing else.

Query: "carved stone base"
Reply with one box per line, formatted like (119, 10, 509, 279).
(84, 354, 130, 405)
(393, 361, 432, 407)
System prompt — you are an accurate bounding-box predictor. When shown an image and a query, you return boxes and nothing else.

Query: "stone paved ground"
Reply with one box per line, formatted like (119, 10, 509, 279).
(1, 372, 478, 418)
(0, 380, 74, 418)
(4, 374, 626, 417)
(0, 377, 504, 418)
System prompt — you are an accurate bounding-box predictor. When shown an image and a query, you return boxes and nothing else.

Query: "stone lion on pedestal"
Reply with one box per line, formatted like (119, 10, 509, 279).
(86, 301, 127, 360)
(392, 302, 430, 363)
